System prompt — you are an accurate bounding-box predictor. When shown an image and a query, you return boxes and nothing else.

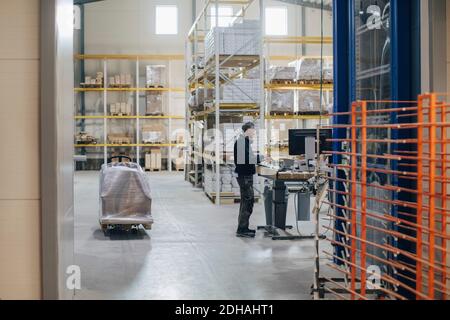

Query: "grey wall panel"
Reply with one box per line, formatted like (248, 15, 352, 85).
(41, 0, 75, 300)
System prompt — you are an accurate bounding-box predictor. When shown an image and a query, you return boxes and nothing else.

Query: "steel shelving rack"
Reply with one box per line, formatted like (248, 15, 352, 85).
(186, 0, 264, 205)
(75, 54, 185, 171)
(185, 0, 334, 204)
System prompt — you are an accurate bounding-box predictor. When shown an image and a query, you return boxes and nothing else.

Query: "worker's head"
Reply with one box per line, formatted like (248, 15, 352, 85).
(242, 122, 256, 139)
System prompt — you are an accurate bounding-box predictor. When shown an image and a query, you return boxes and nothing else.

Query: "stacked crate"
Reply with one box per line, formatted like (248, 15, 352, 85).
(205, 20, 261, 62)
(145, 150, 162, 171)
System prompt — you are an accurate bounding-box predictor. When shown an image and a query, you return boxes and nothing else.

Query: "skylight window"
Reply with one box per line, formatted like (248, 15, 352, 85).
(155, 5, 178, 35)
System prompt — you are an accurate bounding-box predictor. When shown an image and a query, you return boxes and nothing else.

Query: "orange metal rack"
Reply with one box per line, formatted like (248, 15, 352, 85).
(319, 93, 449, 300)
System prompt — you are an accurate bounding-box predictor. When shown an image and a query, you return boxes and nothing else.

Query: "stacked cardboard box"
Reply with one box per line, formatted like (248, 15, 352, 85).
(110, 102, 133, 116)
(173, 157, 184, 171)
(205, 20, 261, 62)
(109, 74, 133, 87)
(145, 150, 162, 171)
(81, 72, 104, 87)
(204, 167, 262, 196)
(146, 65, 166, 87)
(108, 134, 133, 145)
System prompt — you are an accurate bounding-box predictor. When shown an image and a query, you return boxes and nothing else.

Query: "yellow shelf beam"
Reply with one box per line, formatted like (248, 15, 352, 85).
(265, 83, 333, 91)
(75, 143, 183, 148)
(75, 54, 184, 60)
(265, 36, 333, 44)
(74, 87, 184, 92)
(265, 114, 330, 120)
(75, 115, 185, 120)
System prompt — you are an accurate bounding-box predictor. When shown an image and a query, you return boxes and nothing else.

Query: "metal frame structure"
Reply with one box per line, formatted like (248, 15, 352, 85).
(320, 94, 449, 300)
(186, 0, 335, 205)
(186, 0, 263, 205)
(74, 54, 185, 171)
(331, 0, 423, 298)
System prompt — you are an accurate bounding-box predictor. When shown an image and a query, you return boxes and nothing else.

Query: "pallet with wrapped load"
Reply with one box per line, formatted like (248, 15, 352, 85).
(289, 57, 333, 83)
(188, 88, 213, 112)
(267, 66, 296, 84)
(146, 92, 163, 115)
(205, 20, 261, 62)
(142, 124, 165, 144)
(146, 65, 166, 87)
(267, 90, 295, 114)
(296, 90, 333, 115)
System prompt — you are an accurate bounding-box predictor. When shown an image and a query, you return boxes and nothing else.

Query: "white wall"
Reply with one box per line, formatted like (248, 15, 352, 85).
(85, 0, 192, 54)
(83, 0, 189, 134)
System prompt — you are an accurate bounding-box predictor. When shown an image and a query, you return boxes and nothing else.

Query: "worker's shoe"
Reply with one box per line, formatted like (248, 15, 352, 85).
(236, 232, 255, 238)
(237, 228, 256, 233)
(236, 229, 256, 238)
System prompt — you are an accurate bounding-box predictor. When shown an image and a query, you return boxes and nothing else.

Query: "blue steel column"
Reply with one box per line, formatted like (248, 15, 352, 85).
(391, 0, 422, 300)
(332, 0, 351, 265)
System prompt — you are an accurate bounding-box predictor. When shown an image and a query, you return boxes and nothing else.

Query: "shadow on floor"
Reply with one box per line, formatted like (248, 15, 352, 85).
(93, 228, 151, 241)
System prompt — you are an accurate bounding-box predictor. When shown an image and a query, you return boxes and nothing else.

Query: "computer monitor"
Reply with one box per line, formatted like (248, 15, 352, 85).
(288, 129, 332, 156)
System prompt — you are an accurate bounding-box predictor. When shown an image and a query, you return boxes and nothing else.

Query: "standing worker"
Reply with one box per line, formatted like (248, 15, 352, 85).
(234, 122, 263, 238)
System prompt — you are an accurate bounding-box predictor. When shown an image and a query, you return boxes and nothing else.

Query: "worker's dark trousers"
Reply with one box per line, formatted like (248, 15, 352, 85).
(237, 175, 254, 231)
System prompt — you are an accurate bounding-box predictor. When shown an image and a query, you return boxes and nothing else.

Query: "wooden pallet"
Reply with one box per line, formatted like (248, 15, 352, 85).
(80, 83, 103, 88)
(268, 111, 295, 117)
(145, 113, 165, 117)
(295, 111, 330, 116)
(206, 55, 260, 69)
(109, 84, 132, 88)
(295, 79, 333, 85)
(146, 85, 165, 89)
(110, 113, 132, 117)
(145, 168, 161, 172)
(270, 79, 296, 85)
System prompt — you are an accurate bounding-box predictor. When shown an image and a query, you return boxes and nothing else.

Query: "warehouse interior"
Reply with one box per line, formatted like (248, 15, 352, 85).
(0, 0, 449, 300)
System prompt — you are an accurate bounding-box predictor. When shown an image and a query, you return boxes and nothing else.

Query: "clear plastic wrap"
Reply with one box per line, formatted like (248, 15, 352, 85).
(146, 65, 166, 87)
(290, 57, 334, 82)
(268, 90, 295, 113)
(146, 92, 163, 115)
(267, 66, 296, 82)
(297, 90, 333, 114)
(142, 124, 166, 143)
(99, 163, 153, 226)
(188, 88, 213, 111)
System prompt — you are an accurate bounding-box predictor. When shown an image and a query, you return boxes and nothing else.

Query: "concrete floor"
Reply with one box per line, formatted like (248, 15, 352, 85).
(74, 171, 333, 300)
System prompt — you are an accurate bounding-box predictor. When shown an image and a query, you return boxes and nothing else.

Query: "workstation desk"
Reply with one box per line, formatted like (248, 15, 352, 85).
(257, 166, 318, 241)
